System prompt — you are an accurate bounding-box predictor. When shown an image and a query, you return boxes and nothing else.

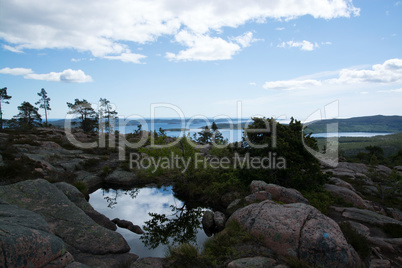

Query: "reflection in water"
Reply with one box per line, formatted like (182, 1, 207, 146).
(141, 204, 203, 249)
(89, 186, 208, 257)
(102, 188, 139, 208)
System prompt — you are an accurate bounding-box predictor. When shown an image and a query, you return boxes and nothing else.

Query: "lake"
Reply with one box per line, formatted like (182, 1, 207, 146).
(118, 120, 392, 143)
(311, 132, 392, 138)
(89, 186, 209, 258)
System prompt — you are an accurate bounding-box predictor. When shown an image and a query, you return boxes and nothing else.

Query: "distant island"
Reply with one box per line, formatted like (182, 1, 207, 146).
(47, 115, 402, 134)
(304, 115, 402, 134)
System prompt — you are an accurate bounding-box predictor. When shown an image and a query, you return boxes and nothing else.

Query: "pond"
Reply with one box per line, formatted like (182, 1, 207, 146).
(89, 186, 209, 257)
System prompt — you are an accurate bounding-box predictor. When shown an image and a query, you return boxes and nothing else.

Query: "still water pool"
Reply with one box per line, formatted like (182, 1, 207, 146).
(89, 186, 208, 257)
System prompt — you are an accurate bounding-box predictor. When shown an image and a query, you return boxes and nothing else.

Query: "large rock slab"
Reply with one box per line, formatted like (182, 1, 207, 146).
(55, 182, 117, 231)
(75, 170, 103, 190)
(0, 200, 70, 267)
(130, 257, 166, 268)
(337, 207, 402, 226)
(250, 180, 309, 204)
(228, 201, 360, 268)
(328, 177, 356, 191)
(323, 162, 373, 182)
(227, 256, 276, 268)
(324, 184, 369, 209)
(105, 169, 137, 185)
(0, 179, 129, 255)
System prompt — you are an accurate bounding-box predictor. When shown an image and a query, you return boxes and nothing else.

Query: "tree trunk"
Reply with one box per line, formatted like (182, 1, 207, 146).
(0, 100, 3, 130)
(45, 107, 48, 127)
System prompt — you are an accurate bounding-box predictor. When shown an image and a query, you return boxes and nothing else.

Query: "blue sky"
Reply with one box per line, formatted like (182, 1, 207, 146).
(0, 0, 401, 121)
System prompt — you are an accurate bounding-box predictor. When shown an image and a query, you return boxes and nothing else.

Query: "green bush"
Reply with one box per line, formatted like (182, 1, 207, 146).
(165, 243, 204, 268)
(73, 181, 88, 195)
(302, 190, 353, 215)
(201, 220, 256, 266)
(285, 257, 312, 268)
(82, 158, 101, 170)
(100, 165, 112, 177)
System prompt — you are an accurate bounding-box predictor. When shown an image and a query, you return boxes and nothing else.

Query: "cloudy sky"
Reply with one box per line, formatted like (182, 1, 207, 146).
(1, 0, 401, 121)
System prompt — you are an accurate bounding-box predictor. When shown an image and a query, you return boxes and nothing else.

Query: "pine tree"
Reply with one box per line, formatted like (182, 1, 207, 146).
(35, 88, 51, 126)
(67, 99, 98, 132)
(14, 101, 42, 128)
(197, 126, 212, 144)
(0, 87, 12, 130)
(98, 98, 118, 133)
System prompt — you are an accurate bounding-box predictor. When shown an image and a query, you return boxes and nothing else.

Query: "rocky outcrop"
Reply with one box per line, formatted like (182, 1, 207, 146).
(73, 252, 138, 267)
(213, 211, 226, 232)
(324, 162, 369, 179)
(333, 207, 402, 227)
(328, 177, 356, 191)
(15, 143, 84, 174)
(227, 256, 277, 268)
(244, 191, 271, 204)
(55, 182, 117, 231)
(0, 179, 135, 267)
(131, 257, 166, 268)
(112, 218, 144, 234)
(105, 169, 137, 185)
(324, 184, 369, 209)
(0, 200, 74, 267)
(369, 259, 391, 268)
(201, 210, 227, 234)
(202, 210, 215, 236)
(229, 201, 361, 268)
(250, 180, 309, 204)
(75, 170, 102, 190)
(386, 207, 402, 221)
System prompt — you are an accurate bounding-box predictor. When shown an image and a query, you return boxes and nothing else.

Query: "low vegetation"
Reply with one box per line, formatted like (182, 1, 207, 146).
(316, 133, 402, 162)
(165, 220, 261, 267)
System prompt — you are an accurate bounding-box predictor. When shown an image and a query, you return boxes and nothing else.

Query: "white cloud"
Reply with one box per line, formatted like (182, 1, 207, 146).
(166, 31, 261, 61)
(331, 58, 402, 84)
(104, 51, 147, 64)
(278, 40, 319, 51)
(166, 31, 241, 61)
(231, 32, 260, 48)
(263, 58, 402, 91)
(263, 79, 322, 90)
(3, 44, 24, 53)
(275, 27, 285, 31)
(377, 88, 402, 93)
(0, 67, 33, 76)
(0, 0, 359, 62)
(0, 67, 92, 83)
(249, 82, 257, 86)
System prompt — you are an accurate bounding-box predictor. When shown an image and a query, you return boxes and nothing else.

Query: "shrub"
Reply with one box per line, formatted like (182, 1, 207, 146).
(165, 243, 204, 268)
(101, 165, 111, 175)
(82, 158, 100, 170)
(285, 257, 312, 268)
(302, 190, 353, 215)
(201, 219, 256, 266)
(73, 181, 88, 195)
